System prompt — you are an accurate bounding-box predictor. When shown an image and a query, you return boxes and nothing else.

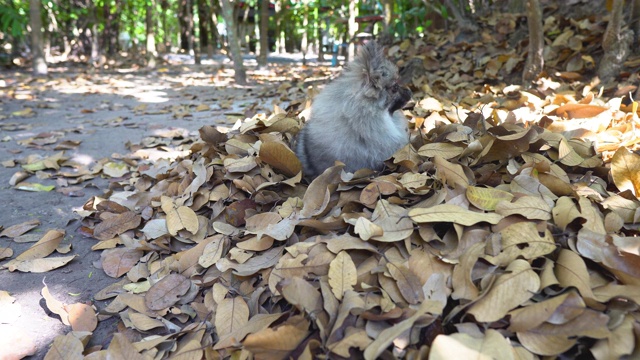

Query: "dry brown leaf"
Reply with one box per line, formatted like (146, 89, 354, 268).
(467, 259, 540, 322)
(610, 146, 640, 196)
(243, 315, 310, 360)
(259, 141, 302, 177)
(484, 222, 556, 266)
(418, 142, 464, 159)
(42, 283, 70, 325)
(65, 303, 98, 332)
(429, 330, 516, 360)
(13, 229, 64, 261)
(101, 248, 144, 278)
(328, 251, 357, 300)
(166, 205, 199, 236)
(554, 249, 597, 302)
(145, 273, 191, 311)
(217, 246, 283, 276)
(44, 333, 84, 360)
(6, 255, 76, 272)
(93, 211, 141, 241)
(215, 297, 250, 337)
(494, 195, 552, 220)
(0, 219, 40, 238)
(105, 333, 146, 360)
(215, 313, 283, 350)
(363, 300, 441, 360)
(409, 204, 502, 226)
(386, 262, 424, 304)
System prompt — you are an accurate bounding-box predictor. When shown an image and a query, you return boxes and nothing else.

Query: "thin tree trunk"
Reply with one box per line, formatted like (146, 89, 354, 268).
(221, 0, 247, 84)
(523, 0, 543, 83)
(379, 0, 394, 45)
(347, 0, 356, 62)
(88, 0, 100, 64)
(301, 1, 308, 64)
(210, 0, 222, 53)
(146, 0, 157, 68)
(257, 0, 268, 67)
(30, 0, 48, 75)
(161, 0, 169, 52)
(197, 0, 212, 58)
(598, 0, 631, 82)
(190, 0, 199, 63)
(442, 0, 478, 32)
(275, 0, 284, 53)
(632, 0, 640, 49)
(179, 0, 191, 51)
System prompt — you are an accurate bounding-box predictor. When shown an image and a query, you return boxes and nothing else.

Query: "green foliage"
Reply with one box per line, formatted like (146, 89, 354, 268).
(0, 1, 28, 40)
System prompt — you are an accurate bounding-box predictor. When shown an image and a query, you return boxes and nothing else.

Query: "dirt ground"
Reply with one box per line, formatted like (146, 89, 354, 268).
(0, 54, 319, 359)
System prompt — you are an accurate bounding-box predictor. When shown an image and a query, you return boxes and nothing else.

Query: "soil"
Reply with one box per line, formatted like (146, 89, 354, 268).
(0, 53, 319, 359)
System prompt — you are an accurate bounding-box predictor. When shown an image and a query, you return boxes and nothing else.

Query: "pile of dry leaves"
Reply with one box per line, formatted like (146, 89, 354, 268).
(52, 83, 640, 359)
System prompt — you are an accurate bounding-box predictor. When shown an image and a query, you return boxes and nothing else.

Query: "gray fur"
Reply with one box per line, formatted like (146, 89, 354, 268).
(295, 42, 411, 179)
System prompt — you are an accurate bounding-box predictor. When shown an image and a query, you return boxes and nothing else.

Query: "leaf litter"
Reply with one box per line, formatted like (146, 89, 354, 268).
(3, 6, 640, 359)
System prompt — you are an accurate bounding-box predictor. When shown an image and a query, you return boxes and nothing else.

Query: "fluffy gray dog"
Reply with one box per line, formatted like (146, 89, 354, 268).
(295, 41, 412, 179)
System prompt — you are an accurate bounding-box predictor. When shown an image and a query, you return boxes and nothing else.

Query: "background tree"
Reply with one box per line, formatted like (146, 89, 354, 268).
(220, 0, 247, 84)
(598, 0, 632, 83)
(257, 0, 269, 67)
(146, 0, 158, 67)
(347, 0, 356, 61)
(29, 0, 48, 75)
(523, 0, 543, 84)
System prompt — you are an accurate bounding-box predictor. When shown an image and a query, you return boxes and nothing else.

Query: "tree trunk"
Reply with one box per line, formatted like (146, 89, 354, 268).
(522, 0, 543, 84)
(275, 0, 284, 53)
(179, 0, 192, 52)
(632, 0, 640, 50)
(257, 0, 269, 67)
(301, 1, 309, 64)
(598, 0, 631, 82)
(198, 0, 212, 59)
(146, 0, 157, 68)
(347, 0, 356, 62)
(30, 0, 48, 75)
(442, 0, 478, 32)
(88, 1, 101, 64)
(210, 0, 222, 53)
(191, 0, 199, 63)
(161, 0, 169, 52)
(379, 0, 394, 45)
(221, 0, 247, 84)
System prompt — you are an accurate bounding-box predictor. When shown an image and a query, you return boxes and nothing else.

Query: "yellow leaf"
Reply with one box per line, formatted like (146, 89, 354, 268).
(466, 186, 514, 211)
